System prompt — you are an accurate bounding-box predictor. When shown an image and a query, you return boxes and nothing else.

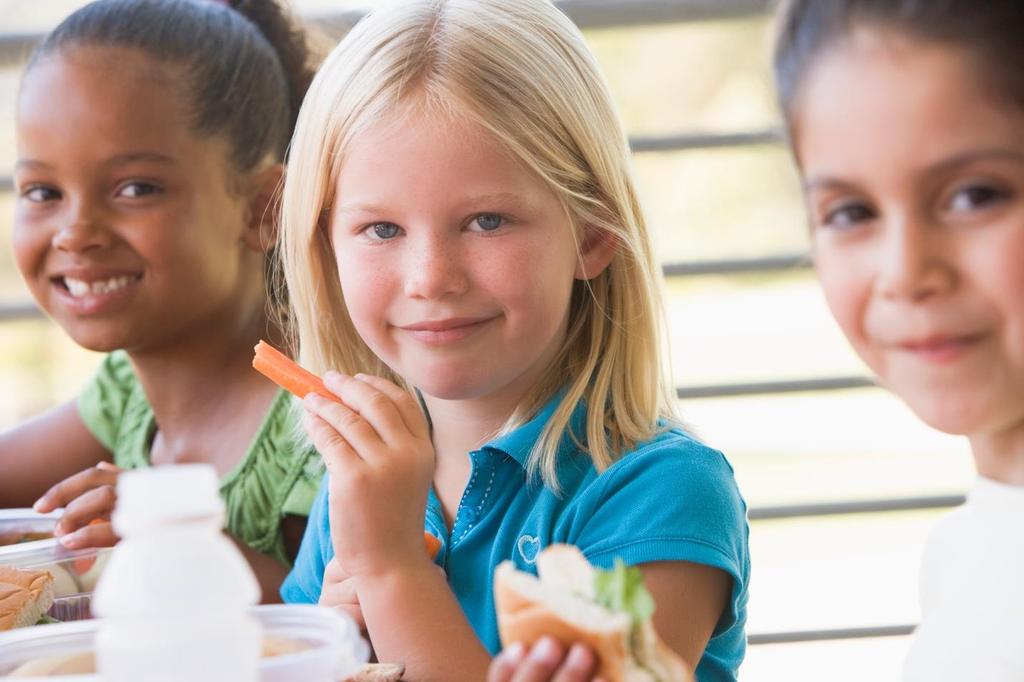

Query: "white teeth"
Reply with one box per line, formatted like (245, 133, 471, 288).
(64, 276, 135, 298)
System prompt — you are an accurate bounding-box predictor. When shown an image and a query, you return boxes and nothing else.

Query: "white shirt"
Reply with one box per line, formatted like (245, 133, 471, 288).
(904, 476, 1024, 681)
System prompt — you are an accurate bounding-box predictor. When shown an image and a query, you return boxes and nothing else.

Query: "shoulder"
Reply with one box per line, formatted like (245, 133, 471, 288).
(600, 423, 742, 506)
(566, 423, 748, 561)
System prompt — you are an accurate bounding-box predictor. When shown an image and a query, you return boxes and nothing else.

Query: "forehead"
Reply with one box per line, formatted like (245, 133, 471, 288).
(793, 28, 1024, 174)
(336, 101, 551, 202)
(17, 46, 194, 153)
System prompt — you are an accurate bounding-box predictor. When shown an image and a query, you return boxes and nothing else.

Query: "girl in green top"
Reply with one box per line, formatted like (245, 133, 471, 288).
(0, 0, 321, 602)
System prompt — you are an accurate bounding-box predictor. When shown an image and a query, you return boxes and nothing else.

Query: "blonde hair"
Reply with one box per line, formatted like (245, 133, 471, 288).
(278, 0, 676, 489)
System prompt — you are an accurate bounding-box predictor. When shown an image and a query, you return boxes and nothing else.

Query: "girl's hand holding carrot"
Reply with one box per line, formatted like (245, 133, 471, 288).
(33, 461, 123, 549)
(302, 371, 435, 579)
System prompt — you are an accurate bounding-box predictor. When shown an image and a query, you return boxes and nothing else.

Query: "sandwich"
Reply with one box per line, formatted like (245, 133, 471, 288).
(342, 663, 406, 682)
(494, 544, 690, 682)
(0, 565, 56, 631)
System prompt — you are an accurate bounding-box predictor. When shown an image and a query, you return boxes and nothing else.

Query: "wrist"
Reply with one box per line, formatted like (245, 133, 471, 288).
(355, 558, 444, 598)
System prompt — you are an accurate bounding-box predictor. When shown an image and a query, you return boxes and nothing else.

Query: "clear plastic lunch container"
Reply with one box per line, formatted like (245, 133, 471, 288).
(0, 604, 369, 681)
(0, 510, 112, 622)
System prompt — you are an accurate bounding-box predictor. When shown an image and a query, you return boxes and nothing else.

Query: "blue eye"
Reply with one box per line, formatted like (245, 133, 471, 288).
(369, 222, 400, 240)
(473, 214, 504, 231)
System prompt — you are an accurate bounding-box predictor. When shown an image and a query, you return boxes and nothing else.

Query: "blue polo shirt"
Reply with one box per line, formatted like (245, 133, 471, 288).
(282, 396, 749, 681)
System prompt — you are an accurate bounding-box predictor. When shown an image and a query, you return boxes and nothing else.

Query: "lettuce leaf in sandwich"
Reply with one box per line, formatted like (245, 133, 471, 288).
(494, 544, 691, 682)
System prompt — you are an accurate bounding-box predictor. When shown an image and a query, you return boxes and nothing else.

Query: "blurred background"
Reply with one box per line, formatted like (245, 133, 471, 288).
(0, 1, 974, 679)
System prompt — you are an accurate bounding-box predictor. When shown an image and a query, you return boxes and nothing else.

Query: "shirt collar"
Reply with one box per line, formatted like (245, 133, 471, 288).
(481, 389, 587, 469)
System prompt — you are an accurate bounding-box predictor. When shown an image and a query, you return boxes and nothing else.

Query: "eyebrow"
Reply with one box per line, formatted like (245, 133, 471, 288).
(335, 192, 533, 215)
(804, 148, 1024, 193)
(926, 148, 1024, 175)
(13, 159, 53, 172)
(103, 152, 177, 167)
(14, 152, 177, 173)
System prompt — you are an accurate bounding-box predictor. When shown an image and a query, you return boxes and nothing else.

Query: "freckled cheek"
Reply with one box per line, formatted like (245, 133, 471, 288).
(336, 256, 395, 332)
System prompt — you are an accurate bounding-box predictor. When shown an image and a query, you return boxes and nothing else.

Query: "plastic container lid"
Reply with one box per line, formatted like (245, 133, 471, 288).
(0, 605, 370, 681)
(0, 510, 111, 605)
(112, 465, 224, 537)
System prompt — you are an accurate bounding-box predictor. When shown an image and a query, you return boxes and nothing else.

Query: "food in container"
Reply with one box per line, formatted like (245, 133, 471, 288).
(0, 510, 112, 622)
(0, 604, 369, 680)
(0, 567, 55, 631)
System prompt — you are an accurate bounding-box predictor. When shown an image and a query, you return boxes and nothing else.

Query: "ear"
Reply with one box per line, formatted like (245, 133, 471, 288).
(574, 225, 617, 280)
(241, 163, 285, 254)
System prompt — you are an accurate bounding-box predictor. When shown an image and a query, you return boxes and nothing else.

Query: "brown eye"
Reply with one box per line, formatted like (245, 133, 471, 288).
(948, 184, 1006, 213)
(118, 181, 161, 198)
(823, 202, 874, 229)
(23, 185, 61, 203)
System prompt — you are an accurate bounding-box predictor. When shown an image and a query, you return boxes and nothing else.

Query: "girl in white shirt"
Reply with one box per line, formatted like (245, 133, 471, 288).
(772, 1, 1024, 679)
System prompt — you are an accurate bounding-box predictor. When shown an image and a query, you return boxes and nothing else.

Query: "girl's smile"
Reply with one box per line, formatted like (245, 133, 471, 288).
(396, 315, 501, 346)
(49, 268, 145, 316)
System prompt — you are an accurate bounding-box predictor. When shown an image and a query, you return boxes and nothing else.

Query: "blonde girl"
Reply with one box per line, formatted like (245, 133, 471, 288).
(280, 1, 749, 679)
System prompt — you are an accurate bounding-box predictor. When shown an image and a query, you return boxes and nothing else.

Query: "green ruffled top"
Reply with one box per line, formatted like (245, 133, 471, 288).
(77, 351, 323, 566)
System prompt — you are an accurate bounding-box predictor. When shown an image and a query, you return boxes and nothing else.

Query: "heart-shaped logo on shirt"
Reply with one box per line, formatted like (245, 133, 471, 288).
(517, 534, 541, 564)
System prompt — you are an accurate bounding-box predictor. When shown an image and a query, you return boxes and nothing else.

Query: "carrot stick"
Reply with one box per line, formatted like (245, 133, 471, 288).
(252, 340, 339, 402)
(424, 532, 443, 561)
(254, 342, 444, 562)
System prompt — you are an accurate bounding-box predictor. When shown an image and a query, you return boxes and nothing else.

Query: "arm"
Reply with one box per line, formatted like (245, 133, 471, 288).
(643, 560, 731, 672)
(0, 400, 111, 508)
(302, 373, 494, 681)
(358, 558, 494, 681)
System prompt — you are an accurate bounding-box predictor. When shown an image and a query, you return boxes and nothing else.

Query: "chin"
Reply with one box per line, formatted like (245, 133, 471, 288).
(60, 323, 137, 355)
(411, 369, 502, 402)
(902, 394, 987, 437)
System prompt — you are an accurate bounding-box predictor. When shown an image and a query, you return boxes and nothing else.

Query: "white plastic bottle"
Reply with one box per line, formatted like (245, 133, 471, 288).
(93, 464, 262, 682)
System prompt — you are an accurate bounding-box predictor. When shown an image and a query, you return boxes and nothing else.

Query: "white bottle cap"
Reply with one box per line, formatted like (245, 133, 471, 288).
(113, 464, 224, 537)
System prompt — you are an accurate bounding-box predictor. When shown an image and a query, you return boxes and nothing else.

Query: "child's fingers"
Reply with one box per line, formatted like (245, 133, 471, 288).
(304, 393, 382, 457)
(319, 575, 359, 609)
(351, 374, 430, 440)
(322, 372, 411, 448)
(331, 603, 366, 633)
(555, 643, 599, 682)
(34, 463, 119, 513)
(507, 637, 565, 682)
(58, 519, 118, 550)
(53, 485, 116, 536)
(302, 409, 360, 473)
(318, 566, 364, 631)
(487, 642, 526, 682)
(323, 556, 350, 582)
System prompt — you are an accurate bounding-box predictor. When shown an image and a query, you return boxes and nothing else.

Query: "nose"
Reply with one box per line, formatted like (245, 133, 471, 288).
(403, 232, 468, 300)
(51, 199, 111, 253)
(875, 213, 954, 302)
